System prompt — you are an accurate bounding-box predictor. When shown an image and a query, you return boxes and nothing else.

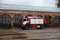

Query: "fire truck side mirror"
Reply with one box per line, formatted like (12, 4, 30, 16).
(23, 19, 27, 22)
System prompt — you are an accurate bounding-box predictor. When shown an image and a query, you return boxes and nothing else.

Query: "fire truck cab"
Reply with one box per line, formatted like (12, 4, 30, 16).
(19, 16, 45, 30)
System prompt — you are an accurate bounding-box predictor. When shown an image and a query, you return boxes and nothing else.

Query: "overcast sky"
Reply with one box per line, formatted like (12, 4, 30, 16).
(0, 0, 58, 7)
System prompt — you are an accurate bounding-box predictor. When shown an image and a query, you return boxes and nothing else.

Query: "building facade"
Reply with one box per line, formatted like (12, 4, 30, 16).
(0, 9, 60, 28)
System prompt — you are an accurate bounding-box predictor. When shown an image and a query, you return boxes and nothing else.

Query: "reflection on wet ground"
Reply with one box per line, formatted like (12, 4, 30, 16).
(0, 28, 60, 40)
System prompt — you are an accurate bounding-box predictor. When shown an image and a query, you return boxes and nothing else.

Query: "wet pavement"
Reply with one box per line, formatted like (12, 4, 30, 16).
(0, 28, 60, 40)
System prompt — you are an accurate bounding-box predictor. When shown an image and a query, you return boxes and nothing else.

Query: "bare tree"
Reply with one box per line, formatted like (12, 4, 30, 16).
(57, 0, 60, 7)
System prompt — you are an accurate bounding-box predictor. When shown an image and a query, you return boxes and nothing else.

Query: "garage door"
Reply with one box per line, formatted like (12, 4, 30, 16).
(13, 14, 23, 28)
(53, 16, 60, 27)
(0, 14, 11, 29)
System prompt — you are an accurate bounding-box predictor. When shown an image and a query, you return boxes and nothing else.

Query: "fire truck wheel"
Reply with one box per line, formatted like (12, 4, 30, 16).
(40, 26, 44, 29)
(21, 25, 28, 30)
(25, 23, 30, 30)
(20, 26, 25, 30)
(25, 26, 29, 30)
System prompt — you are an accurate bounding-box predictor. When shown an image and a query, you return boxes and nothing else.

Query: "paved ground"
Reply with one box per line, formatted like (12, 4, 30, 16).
(0, 28, 60, 40)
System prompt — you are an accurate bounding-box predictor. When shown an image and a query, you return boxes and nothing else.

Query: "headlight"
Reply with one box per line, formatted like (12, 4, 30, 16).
(37, 26, 40, 27)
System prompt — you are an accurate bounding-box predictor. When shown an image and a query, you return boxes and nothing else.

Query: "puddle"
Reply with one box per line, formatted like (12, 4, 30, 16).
(0, 38, 2, 40)
(27, 38, 60, 40)
(25, 39, 44, 40)
(0, 33, 26, 36)
(12, 36, 28, 39)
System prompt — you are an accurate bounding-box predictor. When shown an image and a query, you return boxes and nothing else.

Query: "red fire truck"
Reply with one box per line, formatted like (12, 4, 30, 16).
(19, 16, 46, 30)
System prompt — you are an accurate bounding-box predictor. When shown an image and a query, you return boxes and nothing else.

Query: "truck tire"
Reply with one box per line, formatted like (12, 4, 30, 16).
(40, 25, 44, 29)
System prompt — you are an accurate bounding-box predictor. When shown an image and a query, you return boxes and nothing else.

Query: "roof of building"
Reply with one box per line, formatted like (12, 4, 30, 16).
(0, 3, 60, 12)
